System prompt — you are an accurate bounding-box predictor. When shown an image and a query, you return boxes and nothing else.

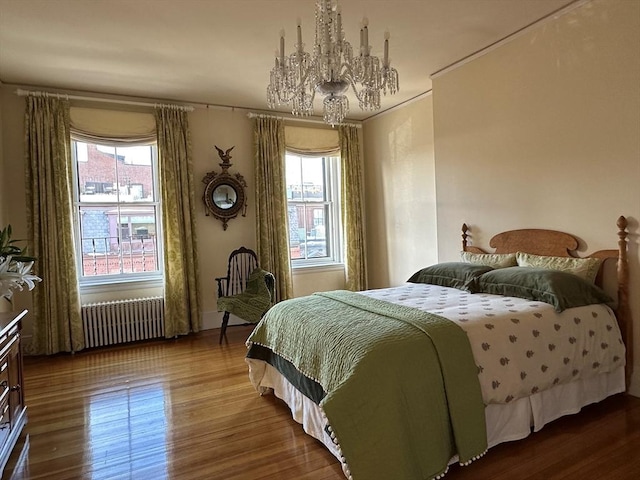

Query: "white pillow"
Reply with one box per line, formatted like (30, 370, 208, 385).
(515, 251, 602, 284)
(460, 251, 517, 269)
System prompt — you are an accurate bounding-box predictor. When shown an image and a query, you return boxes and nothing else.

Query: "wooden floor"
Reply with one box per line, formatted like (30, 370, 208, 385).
(3, 326, 640, 480)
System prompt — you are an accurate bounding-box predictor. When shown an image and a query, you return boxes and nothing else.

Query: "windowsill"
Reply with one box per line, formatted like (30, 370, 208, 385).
(292, 263, 345, 275)
(79, 277, 164, 295)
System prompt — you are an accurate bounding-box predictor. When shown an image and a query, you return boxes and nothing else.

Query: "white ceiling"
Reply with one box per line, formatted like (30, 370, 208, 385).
(0, 0, 575, 121)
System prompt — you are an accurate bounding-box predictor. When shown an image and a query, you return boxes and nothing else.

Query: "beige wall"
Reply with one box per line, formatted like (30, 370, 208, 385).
(432, 0, 640, 395)
(0, 86, 5, 226)
(1, 91, 30, 316)
(363, 95, 437, 288)
(0, 88, 6, 313)
(0, 90, 345, 338)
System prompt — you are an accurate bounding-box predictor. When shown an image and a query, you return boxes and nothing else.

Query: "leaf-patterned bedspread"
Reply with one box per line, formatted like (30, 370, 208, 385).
(363, 283, 626, 404)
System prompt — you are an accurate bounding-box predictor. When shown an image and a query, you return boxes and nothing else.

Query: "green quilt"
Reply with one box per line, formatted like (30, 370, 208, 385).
(247, 290, 487, 480)
(217, 268, 273, 323)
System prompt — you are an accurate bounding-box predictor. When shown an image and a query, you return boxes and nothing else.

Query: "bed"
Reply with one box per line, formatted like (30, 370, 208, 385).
(245, 217, 633, 480)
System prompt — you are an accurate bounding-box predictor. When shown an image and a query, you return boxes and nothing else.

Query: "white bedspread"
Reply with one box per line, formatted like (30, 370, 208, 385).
(362, 283, 625, 405)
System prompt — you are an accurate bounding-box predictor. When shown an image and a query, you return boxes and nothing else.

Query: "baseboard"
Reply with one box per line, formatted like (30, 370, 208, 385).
(629, 366, 640, 398)
(201, 310, 246, 331)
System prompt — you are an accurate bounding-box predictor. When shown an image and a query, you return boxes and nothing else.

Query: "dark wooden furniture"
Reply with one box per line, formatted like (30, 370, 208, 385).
(0, 309, 27, 476)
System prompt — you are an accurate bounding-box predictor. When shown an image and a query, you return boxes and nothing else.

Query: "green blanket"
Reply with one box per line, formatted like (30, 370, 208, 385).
(217, 268, 273, 323)
(247, 290, 487, 480)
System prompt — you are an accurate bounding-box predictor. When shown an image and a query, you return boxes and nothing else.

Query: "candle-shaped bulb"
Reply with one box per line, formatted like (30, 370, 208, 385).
(384, 31, 390, 66)
(362, 17, 369, 55)
(279, 30, 285, 61)
(296, 20, 303, 51)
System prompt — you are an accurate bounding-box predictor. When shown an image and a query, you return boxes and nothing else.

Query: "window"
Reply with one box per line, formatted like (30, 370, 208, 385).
(285, 152, 342, 267)
(71, 140, 162, 286)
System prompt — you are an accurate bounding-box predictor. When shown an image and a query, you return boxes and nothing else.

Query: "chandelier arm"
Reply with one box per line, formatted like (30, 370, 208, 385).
(339, 64, 361, 97)
(337, 65, 376, 106)
(297, 67, 314, 93)
(307, 88, 316, 104)
(348, 79, 365, 102)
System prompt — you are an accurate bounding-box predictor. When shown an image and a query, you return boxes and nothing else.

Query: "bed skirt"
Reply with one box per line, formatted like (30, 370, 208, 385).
(246, 358, 625, 478)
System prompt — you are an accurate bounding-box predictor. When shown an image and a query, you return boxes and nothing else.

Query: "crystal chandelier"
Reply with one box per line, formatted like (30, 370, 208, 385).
(266, 0, 399, 126)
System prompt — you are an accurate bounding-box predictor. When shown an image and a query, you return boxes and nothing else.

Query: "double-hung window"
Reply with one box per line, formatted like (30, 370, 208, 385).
(285, 152, 342, 267)
(71, 140, 163, 287)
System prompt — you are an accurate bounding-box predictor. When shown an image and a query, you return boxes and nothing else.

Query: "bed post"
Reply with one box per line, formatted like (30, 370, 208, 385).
(462, 223, 470, 251)
(461, 223, 488, 254)
(616, 216, 633, 391)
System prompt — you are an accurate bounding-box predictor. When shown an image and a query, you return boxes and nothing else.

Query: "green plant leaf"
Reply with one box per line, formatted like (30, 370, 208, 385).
(0, 225, 33, 259)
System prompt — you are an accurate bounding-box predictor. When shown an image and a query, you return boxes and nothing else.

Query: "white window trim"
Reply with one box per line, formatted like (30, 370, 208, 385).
(80, 277, 164, 295)
(286, 152, 343, 269)
(70, 139, 164, 292)
(292, 262, 345, 275)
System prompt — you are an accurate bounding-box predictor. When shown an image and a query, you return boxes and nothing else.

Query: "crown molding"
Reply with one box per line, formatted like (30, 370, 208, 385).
(431, 0, 589, 80)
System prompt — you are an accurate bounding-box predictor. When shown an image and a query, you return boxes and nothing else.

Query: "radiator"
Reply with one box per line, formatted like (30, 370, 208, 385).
(81, 297, 165, 348)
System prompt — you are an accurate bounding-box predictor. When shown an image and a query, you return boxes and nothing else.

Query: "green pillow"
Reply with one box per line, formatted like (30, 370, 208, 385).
(408, 262, 494, 291)
(474, 267, 613, 312)
(460, 251, 518, 268)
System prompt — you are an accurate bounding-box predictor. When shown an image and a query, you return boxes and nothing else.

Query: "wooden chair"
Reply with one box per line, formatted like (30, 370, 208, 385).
(215, 247, 275, 344)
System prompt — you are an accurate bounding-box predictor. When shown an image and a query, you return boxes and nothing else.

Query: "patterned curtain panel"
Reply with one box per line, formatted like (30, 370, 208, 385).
(24, 95, 84, 354)
(155, 107, 201, 337)
(339, 125, 368, 291)
(253, 116, 293, 302)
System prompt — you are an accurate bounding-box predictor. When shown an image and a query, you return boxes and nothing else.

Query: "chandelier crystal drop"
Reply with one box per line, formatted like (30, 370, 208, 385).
(266, 0, 399, 126)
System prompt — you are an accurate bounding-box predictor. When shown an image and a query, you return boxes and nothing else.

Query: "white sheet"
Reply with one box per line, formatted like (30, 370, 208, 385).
(362, 283, 625, 404)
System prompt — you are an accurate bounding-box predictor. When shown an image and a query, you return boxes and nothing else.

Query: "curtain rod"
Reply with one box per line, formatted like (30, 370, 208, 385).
(247, 112, 362, 129)
(14, 88, 195, 112)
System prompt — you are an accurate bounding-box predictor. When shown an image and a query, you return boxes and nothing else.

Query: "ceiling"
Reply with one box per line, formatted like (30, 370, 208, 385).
(0, 0, 575, 121)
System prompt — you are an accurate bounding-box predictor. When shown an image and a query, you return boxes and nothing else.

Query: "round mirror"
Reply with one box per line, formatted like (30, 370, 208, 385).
(212, 183, 238, 210)
(202, 171, 247, 230)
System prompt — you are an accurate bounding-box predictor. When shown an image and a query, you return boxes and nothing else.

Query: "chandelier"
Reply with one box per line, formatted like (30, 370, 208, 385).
(266, 0, 399, 126)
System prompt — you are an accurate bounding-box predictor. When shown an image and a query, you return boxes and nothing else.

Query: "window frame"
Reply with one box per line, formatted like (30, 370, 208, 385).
(285, 151, 343, 269)
(70, 138, 164, 290)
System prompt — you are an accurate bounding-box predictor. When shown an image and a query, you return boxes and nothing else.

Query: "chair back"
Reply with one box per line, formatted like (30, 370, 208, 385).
(220, 246, 259, 297)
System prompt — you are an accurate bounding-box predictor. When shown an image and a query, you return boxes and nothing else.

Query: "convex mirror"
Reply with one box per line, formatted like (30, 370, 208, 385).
(202, 146, 247, 230)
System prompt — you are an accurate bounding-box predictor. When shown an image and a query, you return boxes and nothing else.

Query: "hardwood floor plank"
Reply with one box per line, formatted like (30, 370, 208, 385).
(2, 326, 639, 480)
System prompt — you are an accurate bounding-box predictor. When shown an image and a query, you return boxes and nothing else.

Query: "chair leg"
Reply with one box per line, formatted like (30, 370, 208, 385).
(219, 311, 230, 344)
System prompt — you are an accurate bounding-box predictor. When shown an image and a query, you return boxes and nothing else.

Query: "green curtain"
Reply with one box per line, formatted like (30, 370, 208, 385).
(253, 116, 293, 302)
(155, 107, 201, 337)
(339, 125, 368, 291)
(24, 96, 84, 354)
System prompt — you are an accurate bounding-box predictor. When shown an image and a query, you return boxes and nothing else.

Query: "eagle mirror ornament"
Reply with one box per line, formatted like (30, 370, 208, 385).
(202, 146, 247, 230)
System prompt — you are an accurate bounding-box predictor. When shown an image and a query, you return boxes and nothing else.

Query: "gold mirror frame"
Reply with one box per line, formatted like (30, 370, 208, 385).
(202, 146, 247, 230)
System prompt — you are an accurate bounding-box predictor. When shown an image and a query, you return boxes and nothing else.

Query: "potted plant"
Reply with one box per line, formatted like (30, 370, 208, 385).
(0, 225, 41, 300)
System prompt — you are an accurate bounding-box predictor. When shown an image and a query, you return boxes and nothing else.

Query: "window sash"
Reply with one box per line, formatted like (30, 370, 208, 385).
(285, 153, 342, 267)
(71, 140, 163, 286)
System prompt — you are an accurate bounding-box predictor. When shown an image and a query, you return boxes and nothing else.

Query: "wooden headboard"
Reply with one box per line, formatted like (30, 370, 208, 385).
(461, 216, 632, 391)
